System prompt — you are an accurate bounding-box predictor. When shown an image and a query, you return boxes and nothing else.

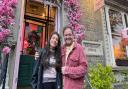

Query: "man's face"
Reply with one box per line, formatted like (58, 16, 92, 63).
(63, 28, 74, 46)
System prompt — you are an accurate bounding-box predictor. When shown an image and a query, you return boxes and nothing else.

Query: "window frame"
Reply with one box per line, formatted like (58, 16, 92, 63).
(105, 5, 128, 66)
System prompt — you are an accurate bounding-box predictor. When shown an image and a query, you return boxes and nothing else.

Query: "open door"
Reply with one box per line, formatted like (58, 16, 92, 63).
(17, 0, 57, 88)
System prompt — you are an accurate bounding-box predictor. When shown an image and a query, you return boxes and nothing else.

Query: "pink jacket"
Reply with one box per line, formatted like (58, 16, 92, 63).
(61, 42, 88, 89)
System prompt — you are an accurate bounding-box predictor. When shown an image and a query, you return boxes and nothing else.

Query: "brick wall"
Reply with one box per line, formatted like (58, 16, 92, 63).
(62, 0, 105, 65)
(80, 0, 103, 41)
(79, 0, 105, 66)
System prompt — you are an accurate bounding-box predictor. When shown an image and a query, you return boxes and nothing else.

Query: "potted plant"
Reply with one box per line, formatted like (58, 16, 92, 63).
(113, 43, 128, 66)
(115, 50, 128, 66)
(116, 58, 128, 66)
(115, 29, 128, 66)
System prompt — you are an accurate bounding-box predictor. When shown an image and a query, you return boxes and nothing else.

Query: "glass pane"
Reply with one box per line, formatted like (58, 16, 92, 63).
(109, 9, 126, 60)
(22, 1, 56, 56)
(109, 9, 124, 33)
(22, 22, 43, 55)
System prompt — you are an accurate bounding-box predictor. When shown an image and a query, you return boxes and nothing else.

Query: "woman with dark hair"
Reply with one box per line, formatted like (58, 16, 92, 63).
(31, 32, 62, 89)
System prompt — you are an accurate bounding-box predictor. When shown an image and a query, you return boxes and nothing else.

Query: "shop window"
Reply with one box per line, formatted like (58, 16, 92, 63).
(22, 21, 44, 55)
(21, 1, 56, 55)
(109, 9, 128, 66)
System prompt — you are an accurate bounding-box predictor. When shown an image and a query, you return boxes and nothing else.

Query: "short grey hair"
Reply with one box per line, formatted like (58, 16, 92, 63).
(63, 26, 74, 35)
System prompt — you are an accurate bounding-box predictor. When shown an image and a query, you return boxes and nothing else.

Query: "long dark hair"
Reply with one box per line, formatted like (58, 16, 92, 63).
(41, 32, 61, 70)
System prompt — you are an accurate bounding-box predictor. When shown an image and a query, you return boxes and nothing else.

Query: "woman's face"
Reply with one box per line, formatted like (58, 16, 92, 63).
(50, 34, 59, 49)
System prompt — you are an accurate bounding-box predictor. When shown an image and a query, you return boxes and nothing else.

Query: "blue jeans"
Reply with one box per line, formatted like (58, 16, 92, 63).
(42, 82, 56, 89)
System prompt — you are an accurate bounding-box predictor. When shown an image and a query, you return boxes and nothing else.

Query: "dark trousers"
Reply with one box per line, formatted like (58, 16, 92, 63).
(42, 82, 56, 89)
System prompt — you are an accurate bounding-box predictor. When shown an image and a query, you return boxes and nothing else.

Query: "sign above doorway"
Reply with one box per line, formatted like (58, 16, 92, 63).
(30, 0, 62, 6)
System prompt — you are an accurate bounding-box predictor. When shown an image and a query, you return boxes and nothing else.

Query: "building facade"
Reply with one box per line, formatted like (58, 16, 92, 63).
(2, 0, 128, 89)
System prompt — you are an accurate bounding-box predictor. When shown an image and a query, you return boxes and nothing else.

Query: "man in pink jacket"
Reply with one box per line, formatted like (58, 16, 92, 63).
(61, 26, 88, 89)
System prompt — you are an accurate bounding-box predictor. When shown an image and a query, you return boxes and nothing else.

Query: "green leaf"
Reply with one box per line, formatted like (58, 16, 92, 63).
(88, 63, 116, 89)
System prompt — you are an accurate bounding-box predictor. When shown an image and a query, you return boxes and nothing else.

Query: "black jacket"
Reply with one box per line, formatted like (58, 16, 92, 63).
(31, 49, 62, 89)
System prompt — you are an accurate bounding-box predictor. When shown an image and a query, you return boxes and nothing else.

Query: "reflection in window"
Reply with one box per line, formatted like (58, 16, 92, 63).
(109, 9, 123, 33)
(109, 9, 126, 61)
(21, 1, 56, 56)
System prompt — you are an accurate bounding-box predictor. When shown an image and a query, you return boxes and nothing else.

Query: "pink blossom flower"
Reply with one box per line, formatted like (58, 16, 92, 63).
(0, 0, 17, 43)
(2, 46, 11, 55)
(8, 0, 17, 8)
(0, 6, 4, 15)
(3, 29, 11, 36)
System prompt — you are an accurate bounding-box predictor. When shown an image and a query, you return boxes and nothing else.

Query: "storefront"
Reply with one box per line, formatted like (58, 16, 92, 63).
(103, 0, 128, 66)
(12, 0, 62, 89)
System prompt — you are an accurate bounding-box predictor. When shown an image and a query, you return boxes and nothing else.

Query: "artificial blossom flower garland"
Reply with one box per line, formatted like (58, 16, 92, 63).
(0, 0, 17, 55)
(64, 0, 85, 44)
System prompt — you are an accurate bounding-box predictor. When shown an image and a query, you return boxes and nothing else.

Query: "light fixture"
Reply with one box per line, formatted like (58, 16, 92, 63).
(42, 13, 45, 17)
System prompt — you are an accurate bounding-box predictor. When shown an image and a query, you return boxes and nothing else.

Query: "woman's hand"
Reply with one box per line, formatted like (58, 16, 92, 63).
(35, 51, 39, 60)
(62, 66, 66, 74)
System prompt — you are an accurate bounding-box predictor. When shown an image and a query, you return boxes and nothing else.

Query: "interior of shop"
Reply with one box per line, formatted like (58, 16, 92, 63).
(17, 1, 57, 88)
(22, 0, 56, 55)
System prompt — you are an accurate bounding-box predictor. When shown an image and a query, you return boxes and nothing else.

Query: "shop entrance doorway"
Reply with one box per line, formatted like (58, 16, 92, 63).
(22, 1, 57, 54)
(17, 1, 57, 88)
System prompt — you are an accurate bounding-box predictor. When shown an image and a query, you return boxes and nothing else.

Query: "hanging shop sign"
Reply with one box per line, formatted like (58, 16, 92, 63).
(82, 41, 103, 56)
(94, 0, 104, 12)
